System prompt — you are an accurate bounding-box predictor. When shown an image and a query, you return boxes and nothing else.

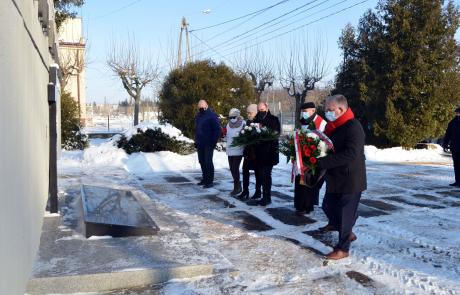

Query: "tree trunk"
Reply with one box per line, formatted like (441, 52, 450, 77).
(134, 94, 140, 126)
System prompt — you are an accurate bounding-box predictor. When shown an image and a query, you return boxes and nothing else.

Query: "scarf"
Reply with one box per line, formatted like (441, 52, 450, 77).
(324, 108, 355, 136)
(228, 117, 243, 129)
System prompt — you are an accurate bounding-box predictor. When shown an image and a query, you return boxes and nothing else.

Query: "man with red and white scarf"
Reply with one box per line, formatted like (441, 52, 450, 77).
(317, 94, 367, 260)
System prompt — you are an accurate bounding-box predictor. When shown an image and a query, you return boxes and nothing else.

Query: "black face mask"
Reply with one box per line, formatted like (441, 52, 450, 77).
(199, 108, 206, 113)
(257, 111, 267, 119)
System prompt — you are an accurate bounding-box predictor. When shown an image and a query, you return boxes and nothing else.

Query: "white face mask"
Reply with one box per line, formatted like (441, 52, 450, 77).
(300, 111, 311, 120)
(230, 118, 238, 123)
(325, 111, 337, 122)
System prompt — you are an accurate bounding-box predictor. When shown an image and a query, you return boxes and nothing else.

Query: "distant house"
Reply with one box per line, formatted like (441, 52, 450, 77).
(58, 17, 87, 126)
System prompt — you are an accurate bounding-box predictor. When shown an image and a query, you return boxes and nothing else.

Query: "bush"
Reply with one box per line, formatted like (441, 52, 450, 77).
(61, 91, 88, 150)
(117, 128, 195, 155)
(159, 60, 255, 139)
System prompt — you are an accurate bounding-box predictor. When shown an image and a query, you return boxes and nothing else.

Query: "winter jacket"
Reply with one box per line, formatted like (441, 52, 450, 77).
(318, 119, 367, 193)
(195, 108, 221, 148)
(253, 111, 281, 166)
(443, 117, 460, 153)
(226, 119, 245, 156)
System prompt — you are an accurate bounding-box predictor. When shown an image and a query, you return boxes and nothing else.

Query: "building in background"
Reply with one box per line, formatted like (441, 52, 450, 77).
(0, 0, 59, 294)
(58, 17, 87, 126)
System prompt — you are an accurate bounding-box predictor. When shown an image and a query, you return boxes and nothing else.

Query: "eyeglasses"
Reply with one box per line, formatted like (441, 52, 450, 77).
(229, 116, 236, 119)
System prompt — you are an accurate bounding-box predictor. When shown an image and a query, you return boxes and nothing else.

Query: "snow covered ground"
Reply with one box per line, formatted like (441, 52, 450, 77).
(56, 121, 460, 294)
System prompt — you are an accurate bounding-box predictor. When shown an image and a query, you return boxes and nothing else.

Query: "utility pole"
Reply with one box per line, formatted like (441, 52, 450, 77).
(177, 17, 190, 68)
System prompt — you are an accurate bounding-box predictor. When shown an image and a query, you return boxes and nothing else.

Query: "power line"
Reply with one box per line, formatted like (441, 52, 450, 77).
(189, 0, 291, 32)
(90, 0, 143, 20)
(210, 0, 323, 48)
(190, 0, 341, 59)
(220, 0, 369, 58)
(218, 0, 349, 54)
(189, 31, 232, 65)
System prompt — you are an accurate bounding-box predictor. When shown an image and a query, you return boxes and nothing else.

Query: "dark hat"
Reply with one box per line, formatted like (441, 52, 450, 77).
(300, 102, 316, 110)
(455, 107, 460, 113)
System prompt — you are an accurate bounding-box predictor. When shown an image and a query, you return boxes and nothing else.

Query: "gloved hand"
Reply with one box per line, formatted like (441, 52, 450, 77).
(443, 146, 449, 153)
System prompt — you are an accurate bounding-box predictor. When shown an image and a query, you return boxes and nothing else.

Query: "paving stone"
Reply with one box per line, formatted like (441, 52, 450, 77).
(437, 191, 460, 199)
(163, 176, 191, 183)
(358, 204, 389, 218)
(271, 235, 326, 256)
(413, 194, 439, 201)
(205, 195, 236, 208)
(346, 271, 375, 288)
(303, 230, 336, 248)
(271, 190, 293, 201)
(204, 211, 273, 232)
(266, 207, 316, 226)
(383, 196, 446, 209)
(364, 186, 403, 195)
(360, 199, 400, 211)
(144, 183, 204, 195)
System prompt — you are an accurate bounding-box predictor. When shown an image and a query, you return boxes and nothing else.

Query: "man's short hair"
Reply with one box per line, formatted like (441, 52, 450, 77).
(326, 94, 348, 109)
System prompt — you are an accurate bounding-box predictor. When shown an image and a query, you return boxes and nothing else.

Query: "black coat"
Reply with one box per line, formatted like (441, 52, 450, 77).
(318, 119, 367, 193)
(443, 117, 460, 153)
(253, 111, 281, 166)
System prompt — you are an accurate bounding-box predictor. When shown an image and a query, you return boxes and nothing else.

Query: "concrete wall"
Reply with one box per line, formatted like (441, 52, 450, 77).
(0, 0, 55, 294)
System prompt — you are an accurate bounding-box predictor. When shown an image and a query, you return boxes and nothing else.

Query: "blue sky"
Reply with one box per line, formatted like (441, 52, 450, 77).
(79, 0, 458, 103)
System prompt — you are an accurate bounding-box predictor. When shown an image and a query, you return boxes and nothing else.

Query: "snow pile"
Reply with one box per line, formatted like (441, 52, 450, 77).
(124, 151, 229, 174)
(123, 120, 193, 143)
(365, 145, 450, 163)
(82, 138, 127, 166)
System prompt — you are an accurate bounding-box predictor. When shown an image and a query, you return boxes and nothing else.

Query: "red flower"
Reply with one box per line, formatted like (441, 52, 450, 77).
(309, 157, 317, 164)
(307, 138, 313, 142)
(310, 145, 317, 151)
(304, 149, 311, 157)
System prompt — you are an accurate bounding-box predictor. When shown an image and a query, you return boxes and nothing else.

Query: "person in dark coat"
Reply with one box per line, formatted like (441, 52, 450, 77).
(195, 100, 221, 188)
(247, 102, 281, 206)
(236, 104, 261, 200)
(443, 107, 460, 187)
(294, 102, 326, 215)
(317, 94, 367, 260)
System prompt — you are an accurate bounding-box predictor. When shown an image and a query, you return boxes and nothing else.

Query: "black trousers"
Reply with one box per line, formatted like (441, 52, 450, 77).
(255, 165, 273, 199)
(322, 192, 362, 252)
(228, 156, 243, 184)
(197, 145, 214, 185)
(453, 151, 460, 183)
(294, 175, 323, 212)
(242, 159, 259, 192)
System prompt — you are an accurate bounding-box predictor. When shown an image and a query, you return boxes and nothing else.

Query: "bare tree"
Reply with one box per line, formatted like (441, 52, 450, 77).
(107, 37, 160, 125)
(279, 34, 328, 128)
(234, 47, 274, 103)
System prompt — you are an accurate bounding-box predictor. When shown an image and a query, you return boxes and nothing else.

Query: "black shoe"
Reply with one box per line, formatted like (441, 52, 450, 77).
(250, 191, 261, 200)
(449, 182, 459, 186)
(230, 182, 242, 196)
(197, 180, 205, 185)
(236, 190, 249, 200)
(203, 183, 214, 188)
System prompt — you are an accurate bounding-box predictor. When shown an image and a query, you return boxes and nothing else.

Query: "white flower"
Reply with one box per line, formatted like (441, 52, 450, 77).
(241, 130, 245, 134)
(250, 123, 257, 127)
(261, 126, 267, 131)
(247, 127, 252, 131)
(244, 126, 250, 130)
(307, 132, 319, 139)
(256, 128, 261, 133)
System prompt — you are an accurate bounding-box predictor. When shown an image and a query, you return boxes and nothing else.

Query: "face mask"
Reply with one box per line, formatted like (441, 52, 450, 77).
(230, 118, 238, 123)
(257, 111, 267, 118)
(300, 111, 311, 120)
(325, 111, 337, 122)
(199, 108, 206, 113)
